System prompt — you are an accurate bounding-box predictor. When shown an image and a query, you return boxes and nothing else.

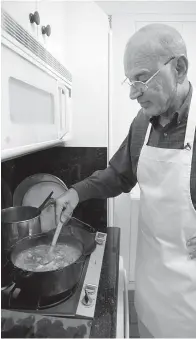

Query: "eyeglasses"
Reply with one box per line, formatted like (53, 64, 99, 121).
(122, 56, 175, 93)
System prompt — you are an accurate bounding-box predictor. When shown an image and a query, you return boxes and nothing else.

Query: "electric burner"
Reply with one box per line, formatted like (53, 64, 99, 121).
(2, 257, 88, 314)
(3, 282, 80, 310)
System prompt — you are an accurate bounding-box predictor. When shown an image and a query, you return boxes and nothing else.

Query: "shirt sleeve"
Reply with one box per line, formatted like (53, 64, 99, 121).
(72, 123, 137, 202)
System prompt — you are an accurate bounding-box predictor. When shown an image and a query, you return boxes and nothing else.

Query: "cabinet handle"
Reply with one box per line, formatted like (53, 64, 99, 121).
(29, 11, 40, 25)
(41, 25, 51, 37)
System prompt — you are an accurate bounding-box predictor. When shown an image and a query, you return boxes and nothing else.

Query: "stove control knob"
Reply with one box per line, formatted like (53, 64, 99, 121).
(85, 284, 97, 295)
(95, 232, 106, 245)
(82, 289, 93, 307)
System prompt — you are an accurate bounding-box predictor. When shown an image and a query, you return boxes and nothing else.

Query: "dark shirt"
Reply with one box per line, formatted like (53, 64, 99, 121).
(73, 84, 196, 210)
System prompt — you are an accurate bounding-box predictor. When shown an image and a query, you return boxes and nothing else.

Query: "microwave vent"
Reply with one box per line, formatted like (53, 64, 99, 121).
(1, 9, 72, 82)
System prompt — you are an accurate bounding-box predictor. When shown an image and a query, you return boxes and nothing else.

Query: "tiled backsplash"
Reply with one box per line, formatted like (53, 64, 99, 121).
(1, 146, 107, 232)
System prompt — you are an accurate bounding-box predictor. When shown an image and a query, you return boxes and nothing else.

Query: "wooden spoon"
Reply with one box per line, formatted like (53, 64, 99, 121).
(42, 212, 71, 265)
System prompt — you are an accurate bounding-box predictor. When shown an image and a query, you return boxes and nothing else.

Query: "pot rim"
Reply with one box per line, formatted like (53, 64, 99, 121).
(11, 253, 86, 274)
(9, 233, 87, 273)
(1, 206, 40, 224)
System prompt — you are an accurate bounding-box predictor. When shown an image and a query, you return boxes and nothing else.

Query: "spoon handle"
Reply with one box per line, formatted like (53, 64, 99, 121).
(52, 221, 63, 245)
(37, 191, 54, 213)
(49, 219, 66, 253)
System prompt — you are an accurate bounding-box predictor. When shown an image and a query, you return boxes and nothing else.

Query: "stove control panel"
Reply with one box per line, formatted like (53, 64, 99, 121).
(76, 232, 107, 318)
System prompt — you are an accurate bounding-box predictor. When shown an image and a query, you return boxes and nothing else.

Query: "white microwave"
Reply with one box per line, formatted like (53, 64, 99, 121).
(1, 9, 72, 161)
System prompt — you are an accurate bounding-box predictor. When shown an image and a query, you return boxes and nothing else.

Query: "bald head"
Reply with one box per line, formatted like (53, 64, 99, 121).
(124, 23, 187, 70)
(123, 23, 189, 119)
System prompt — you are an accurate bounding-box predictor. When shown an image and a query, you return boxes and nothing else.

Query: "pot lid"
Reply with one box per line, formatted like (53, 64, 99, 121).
(13, 173, 67, 208)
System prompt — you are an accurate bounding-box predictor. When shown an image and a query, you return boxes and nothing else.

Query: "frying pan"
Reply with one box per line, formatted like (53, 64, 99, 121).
(7, 219, 96, 298)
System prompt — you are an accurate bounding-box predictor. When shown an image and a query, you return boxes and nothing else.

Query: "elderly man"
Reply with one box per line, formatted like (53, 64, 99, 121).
(56, 23, 196, 338)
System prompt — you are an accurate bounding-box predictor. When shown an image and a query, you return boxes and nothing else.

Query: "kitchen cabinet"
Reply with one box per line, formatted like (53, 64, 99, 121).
(35, 1, 69, 67)
(1, 1, 70, 67)
(1, 1, 39, 39)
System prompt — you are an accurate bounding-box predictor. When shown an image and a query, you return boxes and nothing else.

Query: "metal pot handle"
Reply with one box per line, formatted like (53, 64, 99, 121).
(71, 217, 96, 233)
(37, 191, 54, 213)
(20, 270, 34, 278)
(14, 268, 34, 282)
(60, 213, 96, 233)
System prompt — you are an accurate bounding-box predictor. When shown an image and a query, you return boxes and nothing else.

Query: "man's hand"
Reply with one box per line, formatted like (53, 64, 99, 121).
(55, 188, 79, 225)
(187, 236, 196, 259)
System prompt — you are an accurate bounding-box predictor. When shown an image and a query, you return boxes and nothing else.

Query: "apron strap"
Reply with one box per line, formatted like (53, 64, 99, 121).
(144, 123, 152, 146)
(184, 88, 196, 148)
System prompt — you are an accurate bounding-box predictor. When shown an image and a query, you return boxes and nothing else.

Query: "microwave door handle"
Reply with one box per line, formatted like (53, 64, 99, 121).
(58, 84, 66, 139)
(58, 84, 72, 140)
(66, 89, 72, 137)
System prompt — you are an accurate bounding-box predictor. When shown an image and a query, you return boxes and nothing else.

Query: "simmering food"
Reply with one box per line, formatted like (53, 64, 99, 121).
(14, 243, 81, 272)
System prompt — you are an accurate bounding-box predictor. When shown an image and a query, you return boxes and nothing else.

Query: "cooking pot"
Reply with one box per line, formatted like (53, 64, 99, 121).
(1, 192, 53, 251)
(7, 220, 96, 299)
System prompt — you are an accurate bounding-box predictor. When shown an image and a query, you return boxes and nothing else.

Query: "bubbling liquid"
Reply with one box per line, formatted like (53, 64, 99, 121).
(14, 243, 81, 272)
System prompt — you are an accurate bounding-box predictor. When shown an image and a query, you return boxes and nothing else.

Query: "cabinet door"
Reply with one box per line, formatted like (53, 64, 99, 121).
(1, 1, 38, 39)
(36, 1, 67, 65)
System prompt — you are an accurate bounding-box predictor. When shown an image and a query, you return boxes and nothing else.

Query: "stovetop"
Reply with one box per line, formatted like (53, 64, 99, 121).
(2, 227, 121, 339)
(1, 232, 107, 319)
(1, 258, 89, 315)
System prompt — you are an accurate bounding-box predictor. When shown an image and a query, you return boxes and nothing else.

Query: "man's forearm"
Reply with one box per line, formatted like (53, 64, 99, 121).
(72, 121, 138, 202)
(72, 165, 130, 202)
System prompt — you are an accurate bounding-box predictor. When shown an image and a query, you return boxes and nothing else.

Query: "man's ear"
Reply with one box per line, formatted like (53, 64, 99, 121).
(175, 55, 188, 84)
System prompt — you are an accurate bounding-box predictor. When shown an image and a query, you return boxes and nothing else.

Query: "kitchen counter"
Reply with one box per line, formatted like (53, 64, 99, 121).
(1, 227, 120, 338)
(90, 227, 120, 338)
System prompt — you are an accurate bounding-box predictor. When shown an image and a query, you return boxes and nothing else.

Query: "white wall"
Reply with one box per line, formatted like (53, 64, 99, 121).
(64, 2, 109, 147)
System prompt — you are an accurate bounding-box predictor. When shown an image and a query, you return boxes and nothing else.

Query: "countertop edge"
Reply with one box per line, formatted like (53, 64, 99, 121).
(90, 227, 120, 338)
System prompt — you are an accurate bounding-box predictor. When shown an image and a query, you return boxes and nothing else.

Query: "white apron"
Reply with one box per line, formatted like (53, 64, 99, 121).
(135, 89, 196, 338)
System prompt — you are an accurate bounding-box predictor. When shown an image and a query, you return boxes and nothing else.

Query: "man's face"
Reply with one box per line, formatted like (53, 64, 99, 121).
(124, 43, 177, 118)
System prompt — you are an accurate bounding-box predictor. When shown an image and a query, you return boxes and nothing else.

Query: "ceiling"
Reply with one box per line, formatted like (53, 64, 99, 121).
(95, 1, 196, 15)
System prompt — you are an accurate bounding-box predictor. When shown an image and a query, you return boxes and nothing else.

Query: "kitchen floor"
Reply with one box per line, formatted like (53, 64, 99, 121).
(128, 290, 140, 338)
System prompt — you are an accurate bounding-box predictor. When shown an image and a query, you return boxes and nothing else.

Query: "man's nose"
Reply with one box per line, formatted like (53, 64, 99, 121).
(129, 86, 141, 100)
